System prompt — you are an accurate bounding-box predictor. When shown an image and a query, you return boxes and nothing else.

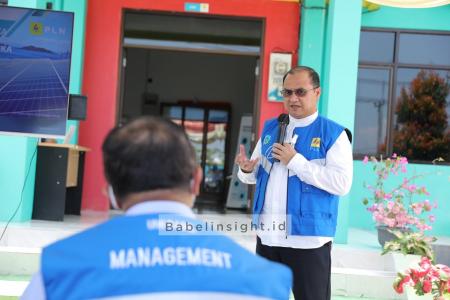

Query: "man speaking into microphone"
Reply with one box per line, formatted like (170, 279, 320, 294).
(235, 66, 353, 300)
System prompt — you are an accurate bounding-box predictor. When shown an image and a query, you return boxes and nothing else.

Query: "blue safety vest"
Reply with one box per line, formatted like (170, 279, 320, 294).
(253, 115, 344, 237)
(41, 213, 292, 299)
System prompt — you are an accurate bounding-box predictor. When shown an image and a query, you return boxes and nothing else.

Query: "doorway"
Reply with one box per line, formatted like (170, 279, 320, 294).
(118, 11, 263, 210)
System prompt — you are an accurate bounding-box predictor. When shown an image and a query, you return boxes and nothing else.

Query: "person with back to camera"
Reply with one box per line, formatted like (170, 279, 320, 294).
(21, 116, 292, 299)
(235, 66, 353, 300)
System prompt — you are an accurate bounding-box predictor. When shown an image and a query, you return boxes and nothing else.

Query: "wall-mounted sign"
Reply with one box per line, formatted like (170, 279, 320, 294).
(268, 52, 292, 102)
(184, 2, 209, 13)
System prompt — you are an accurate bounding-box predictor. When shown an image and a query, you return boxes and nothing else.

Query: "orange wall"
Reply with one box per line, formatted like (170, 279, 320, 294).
(80, 0, 300, 210)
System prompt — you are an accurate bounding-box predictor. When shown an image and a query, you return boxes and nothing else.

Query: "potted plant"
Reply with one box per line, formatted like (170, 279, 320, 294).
(394, 256, 450, 300)
(362, 154, 437, 246)
(382, 230, 436, 272)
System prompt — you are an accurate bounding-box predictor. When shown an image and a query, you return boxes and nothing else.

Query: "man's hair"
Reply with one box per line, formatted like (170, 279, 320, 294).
(102, 116, 197, 200)
(282, 66, 320, 88)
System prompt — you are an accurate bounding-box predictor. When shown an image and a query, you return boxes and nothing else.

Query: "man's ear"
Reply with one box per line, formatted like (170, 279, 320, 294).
(315, 86, 321, 98)
(191, 166, 203, 196)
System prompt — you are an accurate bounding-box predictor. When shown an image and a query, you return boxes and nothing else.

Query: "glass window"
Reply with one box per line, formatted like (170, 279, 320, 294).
(399, 33, 450, 66)
(184, 107, 205, 163)
(204, 109, 228, 193)
(354, 68, 390, 155)
(393, 68, 450, 161)
(162, 105, 182, 120)
(359, 31, 395, 63)
(357, 29, 450, 163)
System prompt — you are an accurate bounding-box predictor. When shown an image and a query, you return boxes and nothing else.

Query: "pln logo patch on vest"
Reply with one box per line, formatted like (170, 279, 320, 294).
(310, 137, 321, 151)
(29, 22, 43, 35)
(263, 135, 271, 145)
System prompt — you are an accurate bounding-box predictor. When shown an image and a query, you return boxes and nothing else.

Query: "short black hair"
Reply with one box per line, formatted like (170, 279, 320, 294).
(102, 116, 197, 200)
(282, 66, 320, 88)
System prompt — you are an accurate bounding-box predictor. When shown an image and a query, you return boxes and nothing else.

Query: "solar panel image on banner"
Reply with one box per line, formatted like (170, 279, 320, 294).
(0, 6, 74, 137)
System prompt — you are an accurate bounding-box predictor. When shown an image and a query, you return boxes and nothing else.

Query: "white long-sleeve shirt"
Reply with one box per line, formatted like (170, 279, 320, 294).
(238, 112, 353, 249)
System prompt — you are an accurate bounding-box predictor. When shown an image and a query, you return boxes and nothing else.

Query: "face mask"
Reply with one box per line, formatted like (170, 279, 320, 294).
(108, 185, 120, 209)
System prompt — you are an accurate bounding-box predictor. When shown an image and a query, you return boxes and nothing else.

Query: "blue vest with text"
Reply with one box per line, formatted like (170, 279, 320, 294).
(253, 115, 344, 237)
(41, 213, 292, 299)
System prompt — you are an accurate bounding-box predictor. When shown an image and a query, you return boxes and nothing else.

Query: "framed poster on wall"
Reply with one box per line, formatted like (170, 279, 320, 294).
(268, 52, 292, 102)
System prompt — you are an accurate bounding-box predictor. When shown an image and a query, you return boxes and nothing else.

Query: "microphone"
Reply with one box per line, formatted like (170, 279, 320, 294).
(274, 113, 289, 162)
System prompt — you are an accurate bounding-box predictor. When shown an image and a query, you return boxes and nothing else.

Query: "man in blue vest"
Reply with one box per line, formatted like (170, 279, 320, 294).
(236, 66, 353, 300)
(22, 116, 292, 300)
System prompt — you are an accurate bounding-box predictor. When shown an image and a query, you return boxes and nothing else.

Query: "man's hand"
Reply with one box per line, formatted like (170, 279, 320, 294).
(235, 144, 259, 173)
(272, 143, 297, 165)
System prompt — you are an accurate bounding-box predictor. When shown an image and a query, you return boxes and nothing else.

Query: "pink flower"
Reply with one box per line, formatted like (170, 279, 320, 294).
(392, 204, 401, 214)
(387, 201, 394, 209)
(416, 223, 432, 231)
(424, 201, 432, 212)
(422, 280, 432, 293)
(396, 257, 450, 297)
(394, 275, 411, 294)
(385, 218, 396, 227)
(374, 213, 384, 223)
(408, 184, 417, 192)
(400, 157, 408, 165)
(394, 282, 404, 294)
(375, 190, 382, 199)
(367, 204, 377, 212)
(411, 203, 423, 215)
(362, 154, 435, 234)
(362, 156, 369, 164)
(421, 187, 430, 195)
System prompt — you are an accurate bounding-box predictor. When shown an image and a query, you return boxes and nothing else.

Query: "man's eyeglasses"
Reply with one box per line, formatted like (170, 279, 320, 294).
(280, 87, 318, 98)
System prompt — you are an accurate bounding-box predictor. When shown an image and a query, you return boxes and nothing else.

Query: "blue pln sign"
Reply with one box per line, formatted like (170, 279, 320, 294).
(184, 2, 210, 13)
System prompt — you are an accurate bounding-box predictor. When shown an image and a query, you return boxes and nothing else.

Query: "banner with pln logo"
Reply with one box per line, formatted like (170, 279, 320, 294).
(30, 22, 43, 35)
(0, 6, 74, 137)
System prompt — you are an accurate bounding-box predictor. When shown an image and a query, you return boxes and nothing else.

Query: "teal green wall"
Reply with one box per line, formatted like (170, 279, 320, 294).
(349, 162, 450, 237)
(298, 0, 327, 76)
(8, 0, 36, 7)
(361, 5, 450, 30)
(0, 137, 38, 222)
(321, 0, 362, 132)
(349, 4, 450, 238)
(0, 0, 87, 222)
(321, 0, 362, 244)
